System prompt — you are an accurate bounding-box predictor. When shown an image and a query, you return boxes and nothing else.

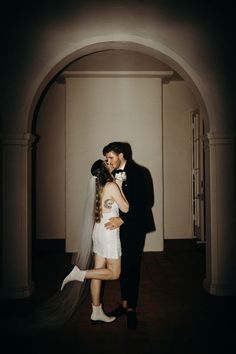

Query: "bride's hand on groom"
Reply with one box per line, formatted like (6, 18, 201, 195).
(105, 217, 124, 230)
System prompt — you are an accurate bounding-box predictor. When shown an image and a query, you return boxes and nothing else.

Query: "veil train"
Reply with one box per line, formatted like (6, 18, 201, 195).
(23, 176, 96, 330)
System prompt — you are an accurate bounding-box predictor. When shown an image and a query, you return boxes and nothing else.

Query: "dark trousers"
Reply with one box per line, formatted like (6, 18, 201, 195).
(120, 227, 146, 309)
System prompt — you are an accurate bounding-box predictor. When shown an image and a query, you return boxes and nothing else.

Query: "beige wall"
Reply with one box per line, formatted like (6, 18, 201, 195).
(68, 50, 173, 72)
(36, 47, 199, 247)
(36, 73, 199, 248)
(163, 81, 198, 238)
(2, 2, 233, 135)
(36, 82, 66, 239)
(65, 75, 163, 251)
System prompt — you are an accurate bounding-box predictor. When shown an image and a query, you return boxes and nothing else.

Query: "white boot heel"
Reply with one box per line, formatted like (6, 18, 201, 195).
(90, 304, 116, 324)
(60, 265, 87, 291)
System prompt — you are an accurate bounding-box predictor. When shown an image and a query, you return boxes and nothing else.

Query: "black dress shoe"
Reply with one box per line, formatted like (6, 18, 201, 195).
(106, 304, 127, 317)
(127, 311, 138, 329)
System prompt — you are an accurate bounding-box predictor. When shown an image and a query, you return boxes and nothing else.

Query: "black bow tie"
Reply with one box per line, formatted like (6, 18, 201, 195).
(115, 169, 124, 173)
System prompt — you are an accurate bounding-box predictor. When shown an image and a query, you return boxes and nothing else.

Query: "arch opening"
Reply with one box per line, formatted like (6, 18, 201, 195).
(31, 42, 209, 254)
(30, 40, 210, 133)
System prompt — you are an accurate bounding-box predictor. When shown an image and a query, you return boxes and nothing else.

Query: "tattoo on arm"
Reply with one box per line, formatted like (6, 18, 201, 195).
(104, 199, 113, 209)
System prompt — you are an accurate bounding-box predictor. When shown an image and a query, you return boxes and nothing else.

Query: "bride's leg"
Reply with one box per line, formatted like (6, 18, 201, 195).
(86, 257, 121, 281)
(90, 254, 106, 306)
(90, 255, 117, 324)
(61, 255, 121, 291)
(90, 279, 102, 306)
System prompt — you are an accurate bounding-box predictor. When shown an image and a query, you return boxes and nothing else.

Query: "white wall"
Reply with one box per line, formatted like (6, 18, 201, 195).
(163, 81, 198, 239)
(36, 76, 199, 247)
(65, 75, 163, 251)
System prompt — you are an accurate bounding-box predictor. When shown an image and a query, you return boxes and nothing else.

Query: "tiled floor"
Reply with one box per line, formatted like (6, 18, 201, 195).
(0, 240, 235, 354)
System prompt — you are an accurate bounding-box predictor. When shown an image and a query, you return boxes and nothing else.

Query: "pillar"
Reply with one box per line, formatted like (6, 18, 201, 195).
(204, 132, 236, 296)
(0, 133, 35, 298)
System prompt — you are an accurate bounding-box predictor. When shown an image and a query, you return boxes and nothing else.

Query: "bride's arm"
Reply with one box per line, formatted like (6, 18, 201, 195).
(109, 182, 129, 213)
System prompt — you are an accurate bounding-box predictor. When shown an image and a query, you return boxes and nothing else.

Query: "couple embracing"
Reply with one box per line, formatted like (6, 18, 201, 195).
(61, 141, 154, 330)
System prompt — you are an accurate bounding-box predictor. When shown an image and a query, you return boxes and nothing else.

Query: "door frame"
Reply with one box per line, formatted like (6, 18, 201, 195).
(191, 109, 206, 242)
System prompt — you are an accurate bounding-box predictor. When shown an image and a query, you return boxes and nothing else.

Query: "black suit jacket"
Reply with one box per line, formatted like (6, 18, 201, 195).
(117, 161, 155, 234)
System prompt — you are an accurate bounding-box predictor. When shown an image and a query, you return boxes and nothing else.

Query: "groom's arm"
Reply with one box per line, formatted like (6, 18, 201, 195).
(104, 217, 124, 230)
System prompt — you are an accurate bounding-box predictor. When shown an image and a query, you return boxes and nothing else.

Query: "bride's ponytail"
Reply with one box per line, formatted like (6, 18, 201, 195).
(94, 178, 102, 223)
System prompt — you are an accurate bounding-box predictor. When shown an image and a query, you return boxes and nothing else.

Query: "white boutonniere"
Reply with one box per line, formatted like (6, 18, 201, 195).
(115, 171, 127, 182)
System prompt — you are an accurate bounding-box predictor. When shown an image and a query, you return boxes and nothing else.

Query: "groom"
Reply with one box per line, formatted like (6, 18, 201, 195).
(103, 141, 154, 329)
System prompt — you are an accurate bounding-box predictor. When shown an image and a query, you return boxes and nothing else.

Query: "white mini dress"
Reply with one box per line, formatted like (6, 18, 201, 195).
(92, 201, 121, 259)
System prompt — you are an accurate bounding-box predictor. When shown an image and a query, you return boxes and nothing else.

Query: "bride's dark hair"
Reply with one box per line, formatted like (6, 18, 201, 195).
(91, 159, 113, 222)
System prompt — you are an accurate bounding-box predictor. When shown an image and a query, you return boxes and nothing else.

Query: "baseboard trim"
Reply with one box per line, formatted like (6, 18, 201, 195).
(164, 239, 199, 251)
(203, 278, 236, 296)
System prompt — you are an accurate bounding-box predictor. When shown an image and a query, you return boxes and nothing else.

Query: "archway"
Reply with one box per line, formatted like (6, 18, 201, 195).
(28, 38, 210, 133)
(4, 34, 227, 300)
(29, 38, 210, 295)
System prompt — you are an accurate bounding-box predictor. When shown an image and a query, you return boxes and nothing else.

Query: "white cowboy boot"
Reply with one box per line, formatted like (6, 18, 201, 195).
(90, 304, 116, 324)
(61, 265, 87, 291)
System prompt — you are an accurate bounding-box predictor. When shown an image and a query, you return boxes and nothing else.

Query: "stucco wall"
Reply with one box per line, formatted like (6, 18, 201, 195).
(163, 81, 198, 238)
(36, 82, 66, 239)
(1, 1, 235, 134)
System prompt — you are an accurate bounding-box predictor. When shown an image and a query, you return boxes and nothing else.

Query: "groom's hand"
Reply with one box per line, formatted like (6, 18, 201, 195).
(105, 217, 124, 230)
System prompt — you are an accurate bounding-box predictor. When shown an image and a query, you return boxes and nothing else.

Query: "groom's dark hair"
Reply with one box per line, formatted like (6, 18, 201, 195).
(103, 141, 133, 161)
(103, 141, 124, 156)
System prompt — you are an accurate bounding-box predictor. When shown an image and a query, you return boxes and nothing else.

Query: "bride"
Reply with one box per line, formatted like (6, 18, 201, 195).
(60, 159, 129, 324)
(29, 158, 128, 329)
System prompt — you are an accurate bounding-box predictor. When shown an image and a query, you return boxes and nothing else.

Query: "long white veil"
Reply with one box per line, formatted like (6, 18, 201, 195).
(71, 176, 96, 268)
(25, 176, 96, 330)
